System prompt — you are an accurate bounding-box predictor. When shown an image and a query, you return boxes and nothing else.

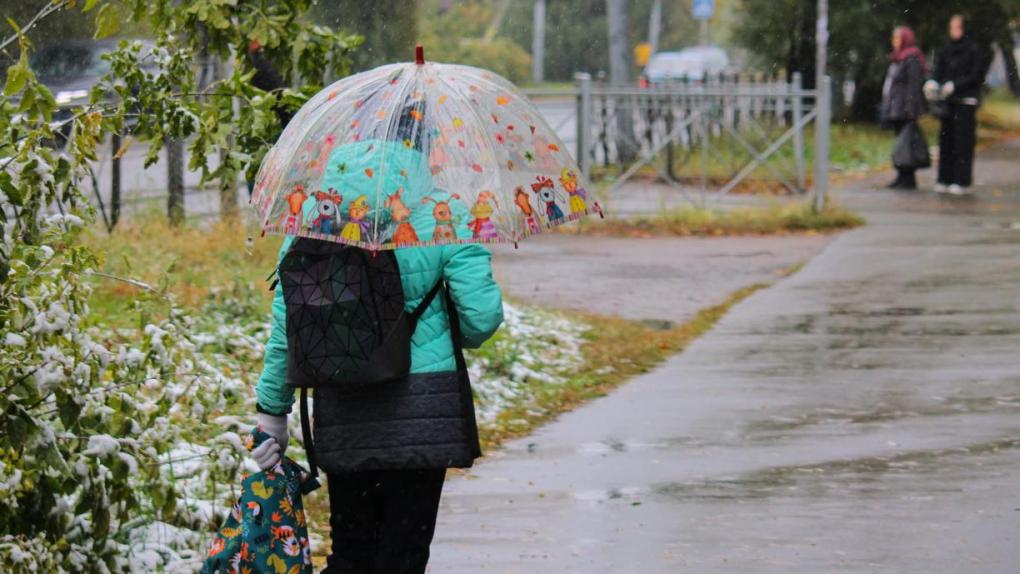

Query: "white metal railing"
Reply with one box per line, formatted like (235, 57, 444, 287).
(524, 71, 832, 207)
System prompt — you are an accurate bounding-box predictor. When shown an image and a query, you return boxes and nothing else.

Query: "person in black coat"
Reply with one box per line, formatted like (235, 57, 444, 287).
(881, 26, 926, 189)
(927, 15, 983, 195)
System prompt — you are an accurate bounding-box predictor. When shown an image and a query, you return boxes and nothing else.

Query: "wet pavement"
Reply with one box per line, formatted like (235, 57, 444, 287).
(429, 141, 1020, 572)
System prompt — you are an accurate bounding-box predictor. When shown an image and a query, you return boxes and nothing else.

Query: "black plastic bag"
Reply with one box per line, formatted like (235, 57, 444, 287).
(892, 121, 932, 169)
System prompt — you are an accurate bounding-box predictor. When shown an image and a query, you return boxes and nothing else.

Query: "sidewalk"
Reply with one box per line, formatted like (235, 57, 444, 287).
(428, 140, 1020, 572)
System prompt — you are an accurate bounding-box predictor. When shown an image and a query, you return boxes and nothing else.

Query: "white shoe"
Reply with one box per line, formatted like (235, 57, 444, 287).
(947, 184, 971, 196)
(934, 183, 948, 193)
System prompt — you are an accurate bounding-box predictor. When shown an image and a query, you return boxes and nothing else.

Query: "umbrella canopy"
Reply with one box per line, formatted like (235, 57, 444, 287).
(251, 48, 601, 250)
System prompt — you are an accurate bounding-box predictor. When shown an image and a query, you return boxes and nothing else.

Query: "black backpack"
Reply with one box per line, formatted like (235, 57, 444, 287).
(275, 238, 442, 475)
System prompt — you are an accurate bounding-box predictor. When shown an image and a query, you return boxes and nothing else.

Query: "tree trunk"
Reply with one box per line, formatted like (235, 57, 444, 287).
(784, 0, 816, 89)
(1000, 40, 1020, 97)
(166, 138, 185, 226)
(110, 133, 121, 229)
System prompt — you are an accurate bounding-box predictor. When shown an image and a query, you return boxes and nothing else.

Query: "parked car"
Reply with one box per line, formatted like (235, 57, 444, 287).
(639, 46, 734, 86)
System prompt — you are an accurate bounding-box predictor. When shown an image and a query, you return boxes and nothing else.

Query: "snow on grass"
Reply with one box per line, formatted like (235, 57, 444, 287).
(469, 303, 589, 423)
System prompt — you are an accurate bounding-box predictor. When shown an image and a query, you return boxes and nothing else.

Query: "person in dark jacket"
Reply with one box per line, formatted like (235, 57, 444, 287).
(927, 15, 983, 195)
(881, 26, 927, 190)
(245, 40, 293, 197)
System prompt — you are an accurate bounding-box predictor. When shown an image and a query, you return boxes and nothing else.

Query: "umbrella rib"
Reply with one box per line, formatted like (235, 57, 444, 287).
(371, 67, 418, 247)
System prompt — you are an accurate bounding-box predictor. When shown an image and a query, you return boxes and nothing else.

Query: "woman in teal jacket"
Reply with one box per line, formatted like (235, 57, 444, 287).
(252, 138, 504, 574)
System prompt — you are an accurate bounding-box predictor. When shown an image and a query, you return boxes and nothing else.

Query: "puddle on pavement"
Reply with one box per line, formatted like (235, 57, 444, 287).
(748, 308, 1020, 340)
(652, 437, 1020, 503)
(741, 392, 1020, 443)
(577, 439, 672, 456)
(573, 485, 647, 504)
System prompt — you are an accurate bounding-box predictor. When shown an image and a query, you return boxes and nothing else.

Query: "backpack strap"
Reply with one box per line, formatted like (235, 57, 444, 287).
(299, 387, 318, 479)
(444, 284, 481, 458)
(408, 280, 444, 326)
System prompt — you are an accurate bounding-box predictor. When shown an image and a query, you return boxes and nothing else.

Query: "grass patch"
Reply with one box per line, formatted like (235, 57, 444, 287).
(573, 199, 864, 238)
(83, 216, 281, 327)
(977, 89, 1020, 136)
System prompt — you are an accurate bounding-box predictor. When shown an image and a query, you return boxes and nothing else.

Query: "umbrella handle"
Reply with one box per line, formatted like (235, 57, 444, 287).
(415, 44, 425, 65)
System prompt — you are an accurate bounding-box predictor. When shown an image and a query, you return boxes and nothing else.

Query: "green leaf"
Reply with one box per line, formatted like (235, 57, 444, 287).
(3, 61, 27, 96)
(83, 0, 99, 12)
(0, 171, 21, 206)
(93, 3, 121, 39)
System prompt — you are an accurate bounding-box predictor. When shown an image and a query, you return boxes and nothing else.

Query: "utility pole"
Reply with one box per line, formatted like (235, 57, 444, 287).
(813, 0, 829, 212)
(692, 0, 713, 46)
(532, 0, 546, 83)
(648, 0, 662, 53)
(607, 0, 630, 86)
(815, 0, 827, 94)
(607, 0, 635, 162)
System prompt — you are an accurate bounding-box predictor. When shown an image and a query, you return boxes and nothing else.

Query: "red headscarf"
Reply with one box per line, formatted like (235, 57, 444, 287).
(889, 26, 928, 74)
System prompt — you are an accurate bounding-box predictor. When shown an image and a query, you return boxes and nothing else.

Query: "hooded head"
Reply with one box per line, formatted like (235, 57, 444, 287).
(295, 139, 433, 244)
(890, 26, 928, 73)
(949, 14, 966, 42)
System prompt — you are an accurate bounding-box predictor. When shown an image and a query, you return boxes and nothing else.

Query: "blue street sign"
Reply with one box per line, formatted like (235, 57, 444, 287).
(693, 0, 714, 19)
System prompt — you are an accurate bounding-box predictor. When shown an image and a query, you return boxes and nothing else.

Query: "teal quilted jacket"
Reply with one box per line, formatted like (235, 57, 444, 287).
(256, 238, 503, 414)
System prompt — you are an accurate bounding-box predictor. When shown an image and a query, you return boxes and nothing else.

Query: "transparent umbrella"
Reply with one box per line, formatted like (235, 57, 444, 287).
(250, 46, 602, 250)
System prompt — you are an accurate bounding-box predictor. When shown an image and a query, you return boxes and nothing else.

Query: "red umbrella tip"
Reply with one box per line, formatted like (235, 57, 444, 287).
(415, 44, 425, 65)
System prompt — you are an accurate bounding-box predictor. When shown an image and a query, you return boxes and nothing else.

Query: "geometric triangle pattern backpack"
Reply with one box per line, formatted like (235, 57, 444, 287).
(275, 238, 442, 475)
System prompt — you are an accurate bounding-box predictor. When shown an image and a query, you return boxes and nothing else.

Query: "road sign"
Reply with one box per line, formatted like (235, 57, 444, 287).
(693, 0, 713, 19)
(634, 42, 652, 66)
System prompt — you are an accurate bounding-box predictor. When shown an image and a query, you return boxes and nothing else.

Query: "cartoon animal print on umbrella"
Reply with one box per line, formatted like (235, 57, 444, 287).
(309, 188, 343, 235)
(422, 192, 461, 242)
(282, 185, 308, 234)
(531, 176, 564, 222)
(341, 195, 371, 242)
(384, 187, 419, 245)
(468, 190, 499, 240)
(559, 168, 588, 214)
(514, 186, 541, 234)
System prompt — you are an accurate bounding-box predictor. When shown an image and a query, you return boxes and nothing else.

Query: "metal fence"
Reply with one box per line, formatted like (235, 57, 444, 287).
(525, 72, 832, 207)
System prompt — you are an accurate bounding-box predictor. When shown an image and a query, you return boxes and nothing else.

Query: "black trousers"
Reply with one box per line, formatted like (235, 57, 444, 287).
(321, 468, 446, 574)
(889, 119, 917, 187)
(938, 103, 977, 187)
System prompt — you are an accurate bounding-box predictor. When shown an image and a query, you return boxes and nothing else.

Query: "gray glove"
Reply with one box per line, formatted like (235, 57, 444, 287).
(251, 412, 288, 471)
